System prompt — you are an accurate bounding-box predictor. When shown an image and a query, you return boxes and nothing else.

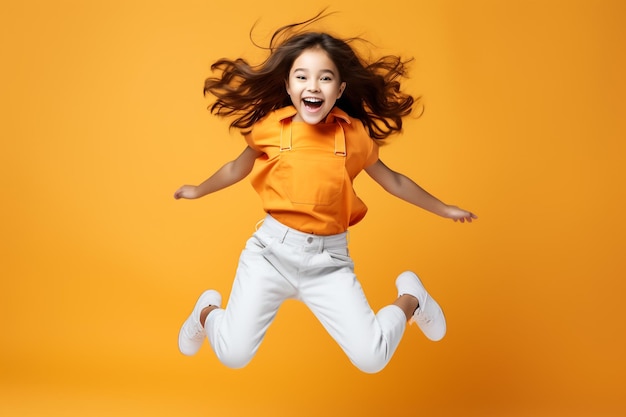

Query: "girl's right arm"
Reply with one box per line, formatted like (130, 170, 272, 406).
(174, 146, 263, 200)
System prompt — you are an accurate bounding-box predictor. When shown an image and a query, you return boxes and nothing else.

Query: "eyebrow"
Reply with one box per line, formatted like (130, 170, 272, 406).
(293, 68, 337, 76)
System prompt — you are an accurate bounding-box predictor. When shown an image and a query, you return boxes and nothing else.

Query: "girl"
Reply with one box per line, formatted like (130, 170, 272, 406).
(175, 14, 477, 374)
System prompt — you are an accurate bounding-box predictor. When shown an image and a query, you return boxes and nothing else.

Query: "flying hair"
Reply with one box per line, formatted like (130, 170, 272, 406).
(204, 10, 419, 139)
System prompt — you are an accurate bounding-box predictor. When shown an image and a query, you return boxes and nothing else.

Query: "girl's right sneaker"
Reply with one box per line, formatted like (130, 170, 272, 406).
(395, 271, 446, 341)
(178, 290, 222, 356)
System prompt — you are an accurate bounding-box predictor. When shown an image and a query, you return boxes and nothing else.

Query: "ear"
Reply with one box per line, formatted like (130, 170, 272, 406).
(285, 79, 291, 96)
(337, 82, 346, 99)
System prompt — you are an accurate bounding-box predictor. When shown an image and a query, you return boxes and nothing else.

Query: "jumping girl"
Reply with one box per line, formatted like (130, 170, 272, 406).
(175, 13, 477, 373)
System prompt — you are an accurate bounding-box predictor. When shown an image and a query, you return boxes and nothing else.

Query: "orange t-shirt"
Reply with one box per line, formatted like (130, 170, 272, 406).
(244, 106, 379, 235)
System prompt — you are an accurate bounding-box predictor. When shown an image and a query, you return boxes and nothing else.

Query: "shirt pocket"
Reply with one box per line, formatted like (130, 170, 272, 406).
(275, 152, 346, 206)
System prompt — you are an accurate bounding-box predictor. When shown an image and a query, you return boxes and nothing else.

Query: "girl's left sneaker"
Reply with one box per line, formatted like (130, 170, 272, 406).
(395, 271, 446, 341)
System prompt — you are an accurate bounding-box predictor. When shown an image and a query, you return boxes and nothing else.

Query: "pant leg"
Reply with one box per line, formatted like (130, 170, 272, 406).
(205, 231, 297, 369)
(298, 247, 407, 374)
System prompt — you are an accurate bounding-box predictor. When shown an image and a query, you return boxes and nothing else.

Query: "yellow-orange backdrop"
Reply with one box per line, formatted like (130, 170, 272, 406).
(1, 1, 625, 416)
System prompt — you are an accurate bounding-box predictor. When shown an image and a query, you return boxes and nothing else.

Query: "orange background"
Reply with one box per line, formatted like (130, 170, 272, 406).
(1, 1, 625, 416)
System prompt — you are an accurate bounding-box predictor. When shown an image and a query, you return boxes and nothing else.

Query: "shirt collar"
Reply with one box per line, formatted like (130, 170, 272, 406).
(274, 106, 352, 125)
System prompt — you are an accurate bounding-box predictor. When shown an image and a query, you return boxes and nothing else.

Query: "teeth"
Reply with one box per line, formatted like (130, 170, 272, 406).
(303, 98, 322, 103)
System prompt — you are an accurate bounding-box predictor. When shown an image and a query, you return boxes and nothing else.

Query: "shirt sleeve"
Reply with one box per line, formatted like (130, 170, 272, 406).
(243, 130, 260, 151)
(364, 139, 379, 167)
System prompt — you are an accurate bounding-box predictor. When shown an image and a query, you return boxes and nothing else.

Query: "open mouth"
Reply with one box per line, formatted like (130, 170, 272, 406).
(303, 98, 324, 111)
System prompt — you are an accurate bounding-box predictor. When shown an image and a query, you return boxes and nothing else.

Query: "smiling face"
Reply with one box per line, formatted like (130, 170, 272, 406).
(285, 47, 346, 124)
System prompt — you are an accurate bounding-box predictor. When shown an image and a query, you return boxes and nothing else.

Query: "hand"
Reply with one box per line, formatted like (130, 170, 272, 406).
(173, 185, 200, 200)
(444, 205, 478, 223)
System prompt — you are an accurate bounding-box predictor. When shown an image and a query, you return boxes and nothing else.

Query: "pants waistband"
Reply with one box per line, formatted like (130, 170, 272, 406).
(257, 214, 348, 251)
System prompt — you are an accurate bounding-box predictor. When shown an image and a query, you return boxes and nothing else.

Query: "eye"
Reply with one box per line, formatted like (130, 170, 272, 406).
(321, 76, 332, 81)
(295, 74, 306, 80)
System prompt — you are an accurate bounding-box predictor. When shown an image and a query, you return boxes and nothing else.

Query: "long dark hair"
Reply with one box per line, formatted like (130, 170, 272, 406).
(204, 12, 417, 139)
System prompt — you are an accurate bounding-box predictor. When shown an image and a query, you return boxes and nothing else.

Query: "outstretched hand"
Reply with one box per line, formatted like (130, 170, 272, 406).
(173, 185, 199, 200)
(445, 205, 478, 223)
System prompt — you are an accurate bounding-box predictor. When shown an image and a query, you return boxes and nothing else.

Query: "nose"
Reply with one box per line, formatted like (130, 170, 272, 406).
(307, 80, 320, 92)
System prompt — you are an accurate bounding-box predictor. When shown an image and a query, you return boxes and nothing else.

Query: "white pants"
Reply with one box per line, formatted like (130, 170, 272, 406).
(205, 215, 407, 373)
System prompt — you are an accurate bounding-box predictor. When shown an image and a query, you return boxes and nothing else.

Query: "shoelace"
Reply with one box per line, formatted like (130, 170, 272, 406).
(413, 298, 434, 325)
(184, 323, 205, 339)
(415, 312, 433, 325)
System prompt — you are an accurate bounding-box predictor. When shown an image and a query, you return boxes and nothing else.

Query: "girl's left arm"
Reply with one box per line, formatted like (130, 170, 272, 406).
(365, 159, 477, 223)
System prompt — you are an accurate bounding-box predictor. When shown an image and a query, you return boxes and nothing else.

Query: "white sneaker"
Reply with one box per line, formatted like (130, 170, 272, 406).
(178, 290, 222, 356)
(395, 271, 446, 341)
